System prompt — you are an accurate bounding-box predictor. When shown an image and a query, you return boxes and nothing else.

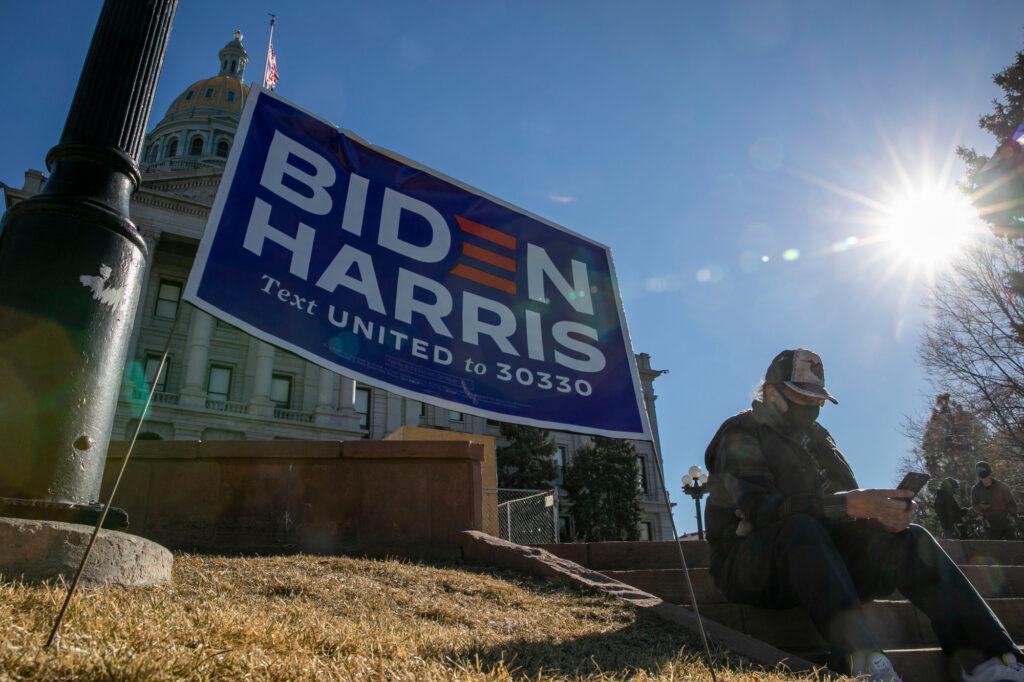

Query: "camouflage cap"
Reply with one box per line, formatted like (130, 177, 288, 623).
(765, 349, 838, 404)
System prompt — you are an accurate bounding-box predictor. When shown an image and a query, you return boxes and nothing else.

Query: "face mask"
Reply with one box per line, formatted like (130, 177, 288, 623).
(778, 389, 820, 433)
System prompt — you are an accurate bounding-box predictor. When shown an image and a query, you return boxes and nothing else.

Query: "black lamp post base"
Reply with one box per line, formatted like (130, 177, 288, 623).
(0, 497, 128, 530)
(0, 0, 178, 522)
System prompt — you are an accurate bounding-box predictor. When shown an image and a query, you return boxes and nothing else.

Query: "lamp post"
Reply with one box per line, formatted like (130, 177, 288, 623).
(682, 465, 709, 541)
(0, 0, 178, 526)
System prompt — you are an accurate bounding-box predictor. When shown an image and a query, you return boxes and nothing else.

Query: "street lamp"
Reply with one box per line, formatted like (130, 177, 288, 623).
(682, 465, 709, 541)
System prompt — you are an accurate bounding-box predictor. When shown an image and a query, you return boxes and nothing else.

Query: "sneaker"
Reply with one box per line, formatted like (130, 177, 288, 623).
(962, 653, 1024, 682)
(849, 650, 903, 682)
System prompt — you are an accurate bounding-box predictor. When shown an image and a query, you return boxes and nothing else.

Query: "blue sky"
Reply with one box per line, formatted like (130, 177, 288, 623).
(1, 2, 1018, 533)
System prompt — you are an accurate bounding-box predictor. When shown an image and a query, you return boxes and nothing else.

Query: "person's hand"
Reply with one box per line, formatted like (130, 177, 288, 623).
(840, 489, 916, 532)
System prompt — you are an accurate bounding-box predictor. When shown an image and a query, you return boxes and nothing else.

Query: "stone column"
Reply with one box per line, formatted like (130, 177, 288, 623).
(313, 372, 362, 431)
(385, 392, 403, 434)
(404, 399, 422, 426)
(122, 228, 160, 395)
(315, 367, 337, 412)
(248, 340, 275, 416)
(339, 376, 356, 411)
(178, 308, 215, 407)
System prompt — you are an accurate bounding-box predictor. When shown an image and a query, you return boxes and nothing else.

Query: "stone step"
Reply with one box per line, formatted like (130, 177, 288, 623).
(604, 564, 1024, 605)
(886, 646, 1024, 682)
(799, 647, 954, 682)
(536, 539, 1024, 571)
(534, 540, 710, 570)
(942, 539, 1024, 566)
(883, 648, 954, 682)
(603, 568, 726, 604)
(699, 598, 1024, 652)
(798, 645, 1024, 682)
(961, 564, 1024, 598)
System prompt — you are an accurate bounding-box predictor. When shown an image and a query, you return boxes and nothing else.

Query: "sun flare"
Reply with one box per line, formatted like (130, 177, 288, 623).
(877, 187, 979, 267)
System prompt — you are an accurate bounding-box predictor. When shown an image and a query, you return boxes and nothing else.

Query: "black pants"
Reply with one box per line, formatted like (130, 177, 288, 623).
(715, 514, 1018, 667)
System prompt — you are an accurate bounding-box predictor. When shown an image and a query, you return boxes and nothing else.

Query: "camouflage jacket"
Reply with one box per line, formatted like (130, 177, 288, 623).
(703, 398, 858, 575)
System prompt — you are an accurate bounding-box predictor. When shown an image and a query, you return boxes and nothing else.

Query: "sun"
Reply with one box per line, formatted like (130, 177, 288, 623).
(877, 187, 979, 267)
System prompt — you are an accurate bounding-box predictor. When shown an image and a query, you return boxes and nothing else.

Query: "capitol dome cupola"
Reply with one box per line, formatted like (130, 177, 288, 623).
(218, 30, 248, 80)
(140, 31, 251, 173)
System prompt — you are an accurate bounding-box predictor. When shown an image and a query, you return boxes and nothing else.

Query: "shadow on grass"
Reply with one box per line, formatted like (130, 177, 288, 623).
(442, 609, 749, 679)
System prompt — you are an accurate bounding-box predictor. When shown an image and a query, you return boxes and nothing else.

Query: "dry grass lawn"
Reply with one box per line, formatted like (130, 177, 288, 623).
(0, 554, 837, 681)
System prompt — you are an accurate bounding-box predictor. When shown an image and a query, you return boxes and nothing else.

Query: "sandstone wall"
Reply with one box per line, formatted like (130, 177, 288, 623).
(103, 439, 483, 559)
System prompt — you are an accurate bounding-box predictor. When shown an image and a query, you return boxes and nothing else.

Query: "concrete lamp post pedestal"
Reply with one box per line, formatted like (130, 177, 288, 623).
(0, 517, 172, 587)
(0, 0, 178, 585)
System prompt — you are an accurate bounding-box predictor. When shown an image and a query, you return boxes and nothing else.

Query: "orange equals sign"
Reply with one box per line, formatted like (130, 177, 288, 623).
(451, 215, 518, 294)
(462, 242, 515, 272)
(454, 215, 517, 250)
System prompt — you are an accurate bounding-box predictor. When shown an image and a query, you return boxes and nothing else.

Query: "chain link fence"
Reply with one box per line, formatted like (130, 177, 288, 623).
(483, 488, 559, 544)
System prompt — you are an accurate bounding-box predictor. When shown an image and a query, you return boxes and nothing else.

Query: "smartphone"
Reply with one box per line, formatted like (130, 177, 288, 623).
(897, 472, 931, 496)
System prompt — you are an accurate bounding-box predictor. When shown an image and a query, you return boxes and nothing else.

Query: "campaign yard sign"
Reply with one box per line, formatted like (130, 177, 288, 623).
(185, 87, 651, 439)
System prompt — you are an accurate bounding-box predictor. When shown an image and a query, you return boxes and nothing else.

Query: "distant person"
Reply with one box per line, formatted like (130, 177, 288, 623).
(972, 462, 1018, 540)
(704, 349, 1023, 682)
(935, 477, 968, 539)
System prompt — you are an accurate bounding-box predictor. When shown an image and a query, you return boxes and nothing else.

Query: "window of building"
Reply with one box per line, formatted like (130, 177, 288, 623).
(205, 88, 214, 98)
(420, 401, 427, 417)
(189, 137, 203, 156)
(558, 515, 573, 543)
(184, 90, 194, 101)
(216, 139, 230, 157)
(639, 521, 653, 542)
(637, 455, 648, 493)
(554, 445, 567, 486)
(166, 138, 178, 157)
(449, 410, 464, 422)
(270, 374, 292, 409)
(147, 145, 158, 162)
(226, 91, 235, 103)
(207, 365, 232, 402)
(355, 386, 371, 430)
(230, 59, 237, 72)
(137, 432, 163, 440)
(154, 279, 182, 319)
(143, 354, 169, 392)
(486, 419, 501, 428)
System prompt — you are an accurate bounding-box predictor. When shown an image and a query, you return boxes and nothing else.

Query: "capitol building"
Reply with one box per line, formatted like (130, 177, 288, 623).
(2, 32, 673, 542)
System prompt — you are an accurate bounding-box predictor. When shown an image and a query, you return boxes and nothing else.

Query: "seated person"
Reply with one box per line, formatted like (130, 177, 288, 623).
(704, 349, 1022, 682)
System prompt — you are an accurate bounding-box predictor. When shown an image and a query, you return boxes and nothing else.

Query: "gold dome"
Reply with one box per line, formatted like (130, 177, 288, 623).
(166, 76, 249, 115)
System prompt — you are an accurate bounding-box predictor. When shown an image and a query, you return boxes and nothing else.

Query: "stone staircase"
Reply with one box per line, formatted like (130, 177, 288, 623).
(534, 539, 1024, 681)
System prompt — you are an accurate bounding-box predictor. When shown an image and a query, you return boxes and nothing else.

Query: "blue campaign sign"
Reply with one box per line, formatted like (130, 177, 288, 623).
(185, 87, 651, 439)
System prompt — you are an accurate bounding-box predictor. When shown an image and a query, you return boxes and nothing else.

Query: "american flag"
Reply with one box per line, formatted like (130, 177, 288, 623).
(265, 46, 280, 90)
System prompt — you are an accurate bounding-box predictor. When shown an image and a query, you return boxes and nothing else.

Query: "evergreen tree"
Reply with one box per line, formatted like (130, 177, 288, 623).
(563, 436, 642, 542)
(957, 50, 1024, 233)
(496, 423, 557, 489)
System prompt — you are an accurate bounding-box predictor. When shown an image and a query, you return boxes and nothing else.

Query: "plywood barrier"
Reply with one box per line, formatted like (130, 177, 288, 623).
(384, 426, 498, 536)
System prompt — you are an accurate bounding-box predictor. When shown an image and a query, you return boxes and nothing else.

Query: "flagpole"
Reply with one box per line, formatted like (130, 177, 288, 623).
(263, 14, 276, 88)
